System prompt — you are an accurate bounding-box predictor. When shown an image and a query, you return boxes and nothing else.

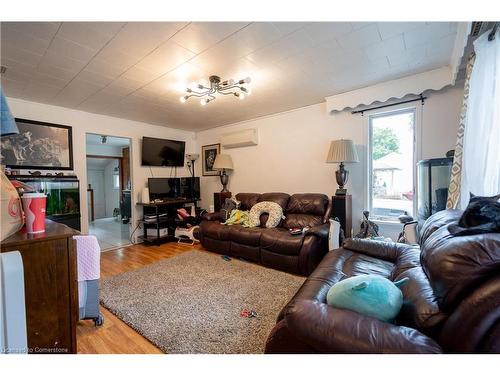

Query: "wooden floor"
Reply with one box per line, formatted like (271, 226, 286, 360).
(76, 241, 203, 354)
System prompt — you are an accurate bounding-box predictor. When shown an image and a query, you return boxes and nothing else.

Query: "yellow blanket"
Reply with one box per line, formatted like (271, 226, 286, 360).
(222, 209, 254, 227)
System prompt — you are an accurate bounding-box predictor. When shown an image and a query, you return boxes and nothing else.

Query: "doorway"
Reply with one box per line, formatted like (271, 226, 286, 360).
(85, 134, 132, 251)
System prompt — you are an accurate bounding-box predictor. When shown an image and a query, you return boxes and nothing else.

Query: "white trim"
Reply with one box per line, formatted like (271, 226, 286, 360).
(326, 67, 453, 113)
(366, 106, 418, 221)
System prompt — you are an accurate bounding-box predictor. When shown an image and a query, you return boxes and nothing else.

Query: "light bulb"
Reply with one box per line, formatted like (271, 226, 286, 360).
(228, 79, 235, 85)
(200, 98, 208, 106)
(244, 77, 251, 83)
(246, 88, 252, 95)
(239, 93, 245, 100)
(180, 96, 187, 103)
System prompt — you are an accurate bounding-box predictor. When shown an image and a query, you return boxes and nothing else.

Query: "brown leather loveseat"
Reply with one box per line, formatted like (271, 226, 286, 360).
(265, 209, 500, 353)
(199, 192, 332, 276)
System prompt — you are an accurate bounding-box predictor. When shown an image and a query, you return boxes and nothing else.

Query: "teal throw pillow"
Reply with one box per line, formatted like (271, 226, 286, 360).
(326, 275, 408, 322)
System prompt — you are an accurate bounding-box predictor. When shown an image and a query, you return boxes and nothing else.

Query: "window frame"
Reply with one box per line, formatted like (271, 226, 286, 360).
(367, 107, 418, 223)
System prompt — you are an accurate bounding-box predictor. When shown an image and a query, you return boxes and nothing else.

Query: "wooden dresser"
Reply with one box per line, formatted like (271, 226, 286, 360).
(0, 220, 79, 354)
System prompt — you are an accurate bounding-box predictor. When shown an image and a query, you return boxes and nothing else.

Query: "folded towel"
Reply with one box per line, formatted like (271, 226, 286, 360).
(74, 235, 100, 281)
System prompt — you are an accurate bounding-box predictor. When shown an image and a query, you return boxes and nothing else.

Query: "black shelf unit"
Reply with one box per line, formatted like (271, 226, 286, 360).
(137, 198, 199, 244)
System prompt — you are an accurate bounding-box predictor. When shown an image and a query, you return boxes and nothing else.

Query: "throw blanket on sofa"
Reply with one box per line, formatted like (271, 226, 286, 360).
(223, 209, 253, 227)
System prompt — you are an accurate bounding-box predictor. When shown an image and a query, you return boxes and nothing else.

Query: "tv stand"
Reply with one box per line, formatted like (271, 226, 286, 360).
(137, 198, 199, 244)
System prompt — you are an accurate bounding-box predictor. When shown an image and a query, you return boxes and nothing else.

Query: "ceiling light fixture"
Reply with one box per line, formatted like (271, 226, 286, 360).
(180, 75, 251, 106)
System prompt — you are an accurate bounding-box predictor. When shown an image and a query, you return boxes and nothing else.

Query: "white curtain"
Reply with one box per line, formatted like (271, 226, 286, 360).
(459, 28, 500, 208)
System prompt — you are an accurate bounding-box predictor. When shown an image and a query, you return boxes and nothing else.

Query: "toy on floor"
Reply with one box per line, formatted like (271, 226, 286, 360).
(240, 309, 258, 318)
(221, 255, 231, 261)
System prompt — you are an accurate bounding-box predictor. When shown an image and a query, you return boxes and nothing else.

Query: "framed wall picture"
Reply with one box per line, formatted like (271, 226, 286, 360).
(202, 143, 220, 176)
(0, 118, 73, 170)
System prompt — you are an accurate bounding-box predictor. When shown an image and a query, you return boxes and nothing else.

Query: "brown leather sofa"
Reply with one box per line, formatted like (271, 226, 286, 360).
(265, 209, 500, 353)
(199, 192, 332, 276)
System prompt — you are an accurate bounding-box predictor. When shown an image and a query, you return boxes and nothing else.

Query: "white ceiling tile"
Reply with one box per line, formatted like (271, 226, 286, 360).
(0, 77, 27, 97)
(2, 22, 60, 41)
(52, 78, 103, 106)
(85, 58, 130, 79)
(30, 71, 70, 88)
(76, 69, 115, 87)
(246, 28, 314, 65)
(58, 22, 122, 50)
(387, 46, 426, 67)
(404, 22, 456, 49)
(171, 22, 247, 54)
(0, 45, 43, 66)
(121, 66, 162, 84)
(36, 60, 80, 80)
(22, 82, 61, 101)
(135, 41, 195, 75)
(46, 36, 98, 62)
(377, 22, 424, 40)
(364, 34, 405, 61)
(337, 24, 382, 49)
(303, 22, 353, 45)
(39, 50, 88, 72)
(271, 22, 310, 36)
(0, 26, 51, 55)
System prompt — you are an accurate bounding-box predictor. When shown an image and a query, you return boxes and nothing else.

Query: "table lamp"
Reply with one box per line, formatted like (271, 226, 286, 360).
(213, 154, 233, 192)
(326, 139, 359, 195)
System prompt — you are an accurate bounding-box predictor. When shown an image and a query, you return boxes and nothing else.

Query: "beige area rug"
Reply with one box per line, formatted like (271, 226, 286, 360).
(100, 250, 305, 353)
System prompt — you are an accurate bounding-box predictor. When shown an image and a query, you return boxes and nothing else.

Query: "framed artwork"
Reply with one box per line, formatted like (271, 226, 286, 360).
(202, 143, 220, 176)
(0, 118, 73, 170)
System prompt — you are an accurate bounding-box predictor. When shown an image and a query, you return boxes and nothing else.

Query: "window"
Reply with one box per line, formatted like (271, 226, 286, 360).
(369, 108, 415, 221)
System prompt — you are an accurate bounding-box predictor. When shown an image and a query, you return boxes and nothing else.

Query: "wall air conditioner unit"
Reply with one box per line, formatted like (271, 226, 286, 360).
(221, 129, 258, 149)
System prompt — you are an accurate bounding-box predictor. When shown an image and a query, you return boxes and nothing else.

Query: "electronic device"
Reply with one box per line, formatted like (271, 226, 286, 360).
(141, 137, 186, 167)
(146, 227, 169, 237)
(148, 177, 181, 201)
(179, 177, 200, 199)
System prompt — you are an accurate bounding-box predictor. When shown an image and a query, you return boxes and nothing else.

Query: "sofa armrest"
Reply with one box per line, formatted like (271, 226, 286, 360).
(342, 238, 418, 263)
(285, 300, 442, 353)
(305, 222, 330, 239)
(202, 211, 223, 222)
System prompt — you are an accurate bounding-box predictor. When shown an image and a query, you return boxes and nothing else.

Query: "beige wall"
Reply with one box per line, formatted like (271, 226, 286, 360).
(196, 84, 464, 237)
(6, 97, 197, 236)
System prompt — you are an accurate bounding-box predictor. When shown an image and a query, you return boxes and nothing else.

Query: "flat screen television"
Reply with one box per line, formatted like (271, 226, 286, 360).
(148, 178, 181, 200)
(141, 137, 185, 167)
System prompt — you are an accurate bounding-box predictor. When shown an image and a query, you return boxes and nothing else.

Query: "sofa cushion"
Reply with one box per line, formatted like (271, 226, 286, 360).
(235, 193, 261, 211)
(258, 192, 290, 210)
(283, 194, 329, 229)
(420, 211, 500, 312)
(229, 225, 263, 247)
(199, 220, 231, 241)
(261, 228, 305, 255)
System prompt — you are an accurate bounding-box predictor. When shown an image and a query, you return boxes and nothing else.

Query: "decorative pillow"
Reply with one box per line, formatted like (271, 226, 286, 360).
(248, 201, 285, 228)
(326, 275, 409, 322)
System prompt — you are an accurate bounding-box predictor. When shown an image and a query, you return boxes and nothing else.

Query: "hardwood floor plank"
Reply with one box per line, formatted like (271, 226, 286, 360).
(77, 241, 202, 354)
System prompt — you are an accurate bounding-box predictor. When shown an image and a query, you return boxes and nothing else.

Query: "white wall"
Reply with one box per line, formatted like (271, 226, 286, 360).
(86, 168, 106, 219)
(196, 84, 464, 238)
(86, 144, 123, 157)
(104, 159, 120, 217)
(7, 97, 197, 237)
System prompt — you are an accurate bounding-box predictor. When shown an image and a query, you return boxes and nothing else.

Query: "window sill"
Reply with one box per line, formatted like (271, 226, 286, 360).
(371, 219, 403, 226)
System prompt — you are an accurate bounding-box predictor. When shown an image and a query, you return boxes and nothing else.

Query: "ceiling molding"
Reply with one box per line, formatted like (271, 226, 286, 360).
(325, 66, 454, 113)
(450, 22, 472, 84)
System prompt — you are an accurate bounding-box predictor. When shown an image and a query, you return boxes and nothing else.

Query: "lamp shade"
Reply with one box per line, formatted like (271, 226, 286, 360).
(326, 139, 359, 163)
(1, 88, 18, 136)
(213, 154, 234, 170)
